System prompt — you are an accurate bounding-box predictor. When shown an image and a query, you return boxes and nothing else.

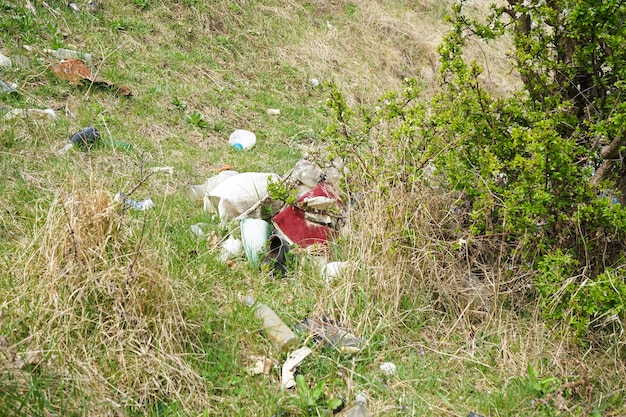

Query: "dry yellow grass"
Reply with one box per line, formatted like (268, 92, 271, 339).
(1, 184, 212, 413)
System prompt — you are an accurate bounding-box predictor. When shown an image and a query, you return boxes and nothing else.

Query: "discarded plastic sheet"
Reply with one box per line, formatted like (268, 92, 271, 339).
(272, 182, 341, 248)
(281, 346, 313, 389)
(321, 261, 350, 285)
(190, 222, 211, 239)
(241, 218, 271, 265)
(303, 196, 337, 211)
(246, 355, 276, 376)
(267, 108, 280, 115)
(296, 315, 363, 354)
(292, 159, 323, 189)
(51, 59, 132, 96)
(206, 172, 280, 222)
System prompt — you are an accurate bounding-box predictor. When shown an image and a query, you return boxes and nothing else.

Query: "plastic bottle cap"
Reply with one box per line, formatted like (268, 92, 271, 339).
(232, 143, 243, 151)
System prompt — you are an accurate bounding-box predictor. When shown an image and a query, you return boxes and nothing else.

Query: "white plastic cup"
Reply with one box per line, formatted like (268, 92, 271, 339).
(228, 129, 256, 151)
(240, 218, 271, 264)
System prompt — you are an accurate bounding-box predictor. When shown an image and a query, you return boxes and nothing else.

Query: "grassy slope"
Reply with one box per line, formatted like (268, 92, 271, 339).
(0, 0, 624, 416)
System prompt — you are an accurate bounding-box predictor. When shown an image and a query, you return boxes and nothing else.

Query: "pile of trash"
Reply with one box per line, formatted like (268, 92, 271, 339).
(187, 153, 348, 278)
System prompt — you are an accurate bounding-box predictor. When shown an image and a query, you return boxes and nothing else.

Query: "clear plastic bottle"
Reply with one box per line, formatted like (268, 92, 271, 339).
(228, 129, 256, 150)
(44, 48, 93, 64)
(342, 394, 370, 417)
(244, 295, 298, 353)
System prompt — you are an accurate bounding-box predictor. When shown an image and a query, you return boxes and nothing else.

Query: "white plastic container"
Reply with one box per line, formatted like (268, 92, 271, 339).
(241, 218, 271, 264)
(228, 129, 256, 150)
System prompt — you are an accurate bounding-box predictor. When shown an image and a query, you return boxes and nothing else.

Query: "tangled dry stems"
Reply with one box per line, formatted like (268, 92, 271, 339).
(2, 186, 210, 414)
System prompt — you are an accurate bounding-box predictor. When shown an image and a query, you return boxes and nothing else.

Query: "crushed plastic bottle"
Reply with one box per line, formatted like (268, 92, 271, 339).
(342, 394, 370, 417)
(244, 295, 298, 353)
(228, 129, 256, 150)
(44, 48, 93, 64)
(4, 107, 56, 121)
(0, 53, 11, 68)
(113, 192, 155, 210)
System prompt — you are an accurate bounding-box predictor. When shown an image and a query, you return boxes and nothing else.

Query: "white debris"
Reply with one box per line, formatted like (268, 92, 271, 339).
(380, 361, 397, 376)
(281, 346, 313, 389)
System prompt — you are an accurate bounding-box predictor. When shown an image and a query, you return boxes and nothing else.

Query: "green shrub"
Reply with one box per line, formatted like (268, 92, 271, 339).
(324, 0, 626, 342)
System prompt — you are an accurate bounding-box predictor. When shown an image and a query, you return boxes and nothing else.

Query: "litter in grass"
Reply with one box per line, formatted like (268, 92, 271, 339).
(3, 107, 56, 120)
(205, 172, 281, 221)
(58, 126, 133, 154)
(44, 48, 93, 64)
(51, 58, 132, 96)
(281, 346, 313, 389)
(273, 182, 342, 248)
(295, 315, 363, 354)
(246, 355, 277, 376)
(320, 261, 351, 286)
(0, 79, 18, 95)
(190, 222, 211, 239)
(342, 393, 370, 417)
(380, 362, 397, 376)
(0, 52, 12, 68)
(149, 166, 174, 175)
(218, 236, 243, 262)
(187, 170, 239, 205)
(244, 295, 299, 353)
(241, 218, 271, 265)
(114, 192, 155, 211)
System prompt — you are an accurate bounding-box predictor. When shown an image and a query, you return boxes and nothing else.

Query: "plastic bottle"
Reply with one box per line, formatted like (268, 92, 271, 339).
(0, 53, 12, 68)
(44, 48, 93, 64)
(244, 295, 298, 353)
(342, 394, 370, 417)
(228, 129, 256, 150)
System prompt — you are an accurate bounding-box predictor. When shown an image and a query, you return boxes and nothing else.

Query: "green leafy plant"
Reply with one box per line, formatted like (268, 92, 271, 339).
(323, 0, 626, 342)
(294, 375, 342, 416)
(185, 110, 209, 129)
(267, 176, 298, 205)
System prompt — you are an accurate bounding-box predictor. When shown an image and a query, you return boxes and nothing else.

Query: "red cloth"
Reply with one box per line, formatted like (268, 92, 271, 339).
(272, 183, 339, 248)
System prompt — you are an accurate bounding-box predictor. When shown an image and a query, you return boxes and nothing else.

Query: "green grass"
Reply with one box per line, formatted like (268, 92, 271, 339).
(1, 0, 625, 416)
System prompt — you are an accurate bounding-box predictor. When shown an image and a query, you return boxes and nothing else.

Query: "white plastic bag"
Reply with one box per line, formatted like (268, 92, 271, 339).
(205, 172, 279, 221)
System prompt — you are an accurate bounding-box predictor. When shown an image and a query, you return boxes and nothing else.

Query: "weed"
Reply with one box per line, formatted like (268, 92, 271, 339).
(185, 110, 209, 129)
